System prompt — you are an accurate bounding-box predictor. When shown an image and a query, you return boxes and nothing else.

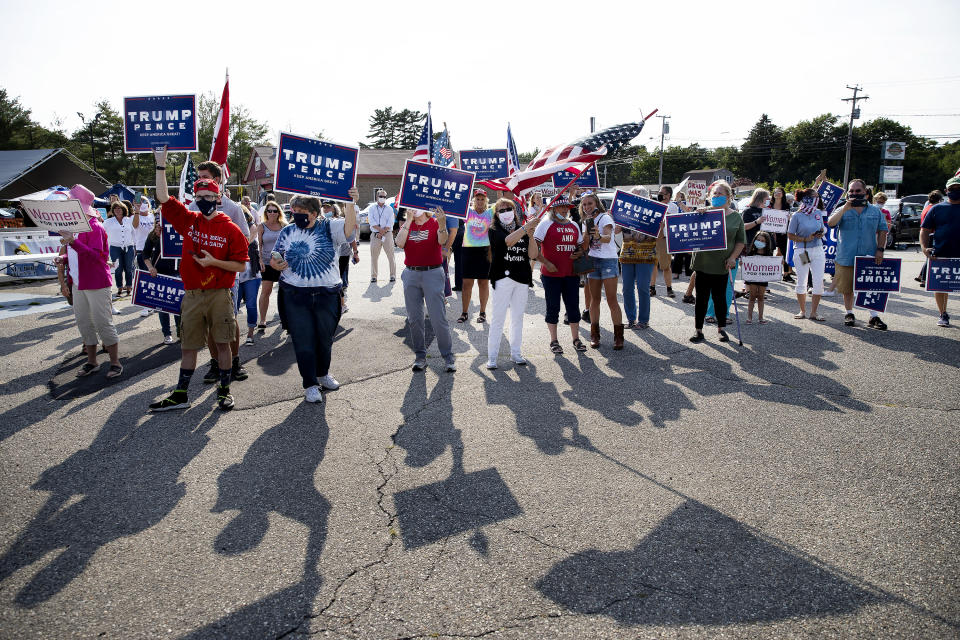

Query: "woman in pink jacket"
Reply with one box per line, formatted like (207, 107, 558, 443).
(58, 185, 122, 378)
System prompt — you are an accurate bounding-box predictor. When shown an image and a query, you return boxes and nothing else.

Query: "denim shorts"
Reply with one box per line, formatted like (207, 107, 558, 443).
(587, 257, 619, 280)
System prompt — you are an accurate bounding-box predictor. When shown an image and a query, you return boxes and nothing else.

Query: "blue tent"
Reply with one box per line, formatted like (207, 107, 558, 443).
(99, 183, 138, 202)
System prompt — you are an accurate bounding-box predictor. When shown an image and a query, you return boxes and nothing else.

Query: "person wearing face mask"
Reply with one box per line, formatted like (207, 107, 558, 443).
(148, 147, 250, 412)
(367, 189, 397, 283)
(396, 206, 455, 372)
(743, 231, 775, 324)
(787, 188, 828, 322)
(190, 160, 251, 386)
(269, 191, 359, 402)
(827, 178, 889, 329)
(103, 201, 135, 298)
(920, 172, 960, 327)
(534, 196, 587, 354)
(689, 181, 746, 343)
(256, 202, 289, 333)
(486, 198, 539, 369)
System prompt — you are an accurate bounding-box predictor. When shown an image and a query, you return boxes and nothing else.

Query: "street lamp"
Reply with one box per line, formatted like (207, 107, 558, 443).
(77, 112, 103, 173)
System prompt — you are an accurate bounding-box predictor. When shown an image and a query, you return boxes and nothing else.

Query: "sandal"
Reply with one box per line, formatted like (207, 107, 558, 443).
(550, 340, 563, 354)
(759, 318, 769, 324)
(76, 362, 98, 377)
(793, 312, 806, 319)
(456, 312, 468, 324)
(256, 324, 266, 333)
(572, 339, 587, 352)
(745, 318, 753, 324)
(705, 316, 717, 324)
(476, 312, 486, 324)
(810, 315, 826, 322)
(105, 363, 123, 379)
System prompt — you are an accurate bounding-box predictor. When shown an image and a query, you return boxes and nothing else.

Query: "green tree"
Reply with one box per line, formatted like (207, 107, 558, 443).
(0, 88, 69, 150)
(364, 107, 426, 149)
(739, 114, 784, 183)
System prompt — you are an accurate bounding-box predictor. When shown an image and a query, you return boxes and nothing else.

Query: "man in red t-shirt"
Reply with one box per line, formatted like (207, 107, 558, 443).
(149, 146, 249, 412)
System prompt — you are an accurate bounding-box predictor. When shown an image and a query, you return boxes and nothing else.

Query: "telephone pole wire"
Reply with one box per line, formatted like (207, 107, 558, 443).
(841, 85, 869, 188)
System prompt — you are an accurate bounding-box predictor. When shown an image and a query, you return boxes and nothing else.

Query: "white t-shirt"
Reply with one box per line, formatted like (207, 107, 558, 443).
(132, 213, 155, 250)
(583, 213, 618, 259)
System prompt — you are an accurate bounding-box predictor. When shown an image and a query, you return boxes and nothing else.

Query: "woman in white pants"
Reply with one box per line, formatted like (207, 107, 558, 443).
(787, 188, 828, 322)
(486, 198, 539, 369)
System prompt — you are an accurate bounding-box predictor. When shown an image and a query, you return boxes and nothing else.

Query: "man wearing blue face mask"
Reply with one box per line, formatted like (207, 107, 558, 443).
(827, 178, 889, 329)
(920, 171, 960, 327)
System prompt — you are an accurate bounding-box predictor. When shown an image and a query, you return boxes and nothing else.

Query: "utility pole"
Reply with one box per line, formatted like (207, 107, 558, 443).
(841, 85, 868, 188)
(656, 115, 670, 188)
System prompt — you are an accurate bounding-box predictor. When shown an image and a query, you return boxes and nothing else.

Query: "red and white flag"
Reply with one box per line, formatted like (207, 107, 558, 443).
(210, 71, 230, 178)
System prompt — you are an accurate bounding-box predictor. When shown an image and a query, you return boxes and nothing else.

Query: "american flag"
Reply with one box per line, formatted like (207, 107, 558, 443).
(210, 71, 231, 178)
(178, 152, 198, 204)
(411, 111, 433, 163)
(484, 121, 646, 195)
(506, 123, 521, 178)
(433, 126, 456, 168)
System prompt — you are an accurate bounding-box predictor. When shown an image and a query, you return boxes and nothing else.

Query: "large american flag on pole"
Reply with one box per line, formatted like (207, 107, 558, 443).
(411, 110, 433, 163)
(210, 71, 230, 178)
(482, 120, 649, 195)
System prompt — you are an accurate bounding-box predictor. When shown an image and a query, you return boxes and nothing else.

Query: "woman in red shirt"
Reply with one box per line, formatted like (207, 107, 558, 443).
(396, 207, 456, 372)
(533, 196, 587, 354)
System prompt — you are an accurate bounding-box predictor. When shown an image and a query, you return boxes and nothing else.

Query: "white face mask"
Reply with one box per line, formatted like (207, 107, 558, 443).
(763, 199, 771, 207)
(377, 197, 386, 205)
(498, 211, 515, 225)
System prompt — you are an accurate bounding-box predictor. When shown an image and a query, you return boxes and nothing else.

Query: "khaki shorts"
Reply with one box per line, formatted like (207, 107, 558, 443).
(655, 237, 671, 270)
(180, 288, 235, 350)
(834, 265, 854, 294)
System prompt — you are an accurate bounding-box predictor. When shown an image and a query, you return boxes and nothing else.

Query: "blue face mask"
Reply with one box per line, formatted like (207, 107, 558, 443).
(710, 195, 728, 207)
(755, 241, 767, 249)
(293, 213, 310, 229)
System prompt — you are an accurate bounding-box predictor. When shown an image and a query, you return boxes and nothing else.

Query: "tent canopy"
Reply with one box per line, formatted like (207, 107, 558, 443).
(99, 183, 138, 202)
(0, 149, 110, 201)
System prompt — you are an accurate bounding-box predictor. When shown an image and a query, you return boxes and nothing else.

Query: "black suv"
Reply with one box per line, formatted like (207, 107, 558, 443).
(886, 201, 924, 249)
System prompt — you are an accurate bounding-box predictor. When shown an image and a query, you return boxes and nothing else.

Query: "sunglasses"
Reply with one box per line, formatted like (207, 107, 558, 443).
(497, 208, 514, 213)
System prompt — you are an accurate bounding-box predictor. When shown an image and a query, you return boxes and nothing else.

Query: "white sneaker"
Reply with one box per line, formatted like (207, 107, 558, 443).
(510, 355, 528, 366)
(822, 289, 836, 297)
(304, 385, 323, 403)
(319, 374, 340, 390)
(112, 306, 121, 315)
(140, 309, 150, 317)
(486, 361, 498, 370)
(162, 335, 175, 345)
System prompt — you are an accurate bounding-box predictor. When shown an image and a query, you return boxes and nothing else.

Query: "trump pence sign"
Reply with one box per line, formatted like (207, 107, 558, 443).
(123, 95, 198, 153)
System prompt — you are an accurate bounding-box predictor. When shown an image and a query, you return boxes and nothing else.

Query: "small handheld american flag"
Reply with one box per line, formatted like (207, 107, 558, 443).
(178, 153, 198, 204)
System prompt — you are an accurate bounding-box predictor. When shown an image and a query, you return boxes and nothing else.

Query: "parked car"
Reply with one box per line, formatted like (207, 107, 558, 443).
(887, 201, 924, 249)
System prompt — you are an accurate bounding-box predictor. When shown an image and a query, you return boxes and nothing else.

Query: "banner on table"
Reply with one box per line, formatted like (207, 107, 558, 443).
(132, 269, 185, 315)
(459, 149, 508, 180)
(274, 132, 358, 202)
(159, 213, 183, 259)
(608, 190, 666, 237)
(398, 160, 476, 220)
(739, 256, 783, 282)
(854, 291, 889, 313)
(552, 165, 599, 189)
(665, 209, 727, 253)
(853, 256, 902, 292)
(760, 208, 789, 234)
(926, 257, 960, 292)
(817, 180, 844, 214)
(123, 95, 198, 153)
(20, 199, 92, 233)
(686, 180, 707, 206)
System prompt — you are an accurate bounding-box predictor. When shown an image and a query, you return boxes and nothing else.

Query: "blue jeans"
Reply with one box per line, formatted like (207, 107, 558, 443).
(110, 245, 135, 289)
(621, 262, 654, 324)
(541, 275, 581, 325)
(706, 264, 738, 318)
(158, 312, 181, 337)
(236, 278, 261, 328)
(281, 283, 341, 389)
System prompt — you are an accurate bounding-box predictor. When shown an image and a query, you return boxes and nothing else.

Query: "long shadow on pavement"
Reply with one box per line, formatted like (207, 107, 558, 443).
(180, 402, 332, 639)
(0, 387, 222, 606)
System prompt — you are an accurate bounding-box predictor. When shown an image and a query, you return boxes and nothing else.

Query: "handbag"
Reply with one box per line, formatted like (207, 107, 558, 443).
(572, 252, 594, 275)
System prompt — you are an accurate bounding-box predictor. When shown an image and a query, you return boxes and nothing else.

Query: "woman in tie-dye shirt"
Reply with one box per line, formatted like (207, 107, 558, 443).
(457, 189, 493, 324)
(270, 190, 358, 404)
